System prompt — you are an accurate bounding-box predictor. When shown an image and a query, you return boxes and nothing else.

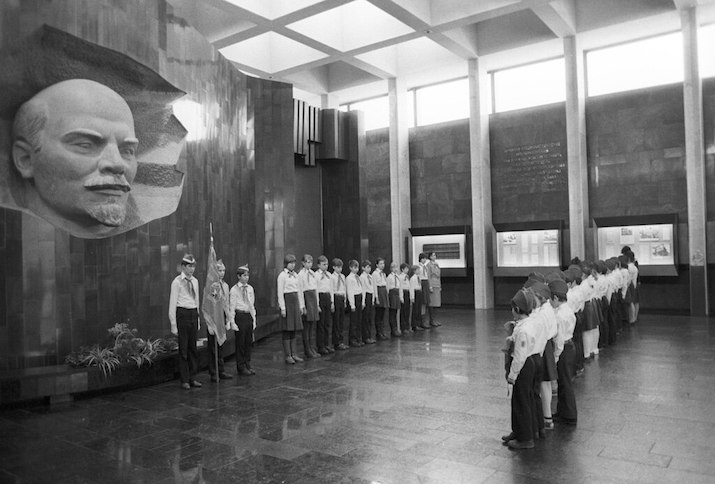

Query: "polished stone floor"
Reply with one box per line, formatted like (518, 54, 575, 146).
(2, 308, 715, 483)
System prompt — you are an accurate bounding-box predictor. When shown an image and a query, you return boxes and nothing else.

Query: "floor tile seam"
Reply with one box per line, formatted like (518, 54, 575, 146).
(595, 447, 673, 468)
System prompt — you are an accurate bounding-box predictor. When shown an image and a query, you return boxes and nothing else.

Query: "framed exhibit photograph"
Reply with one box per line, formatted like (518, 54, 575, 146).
(409, 226, 471, 277)
(594, 214, 679, 276)
(492, 221, 562, 277)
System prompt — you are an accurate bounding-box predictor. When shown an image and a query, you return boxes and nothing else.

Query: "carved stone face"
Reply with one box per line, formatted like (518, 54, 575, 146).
(12, 79, 138, 231)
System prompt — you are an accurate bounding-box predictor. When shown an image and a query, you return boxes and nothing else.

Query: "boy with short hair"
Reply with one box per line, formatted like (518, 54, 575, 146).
(331, 258, 349, 350)
(168, 254, 202, 390)
(399, 263, 412, 334)
(346, 259, 365, 347)
(229, 265, 257, 376)
(315, 255, 334, 355)
(360, 260, 376, 344)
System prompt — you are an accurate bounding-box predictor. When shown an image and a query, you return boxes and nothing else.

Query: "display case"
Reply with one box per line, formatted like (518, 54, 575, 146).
(594, 214, 678, 276)
(409, 226, 470, 277)
(492, 221, 562, 277)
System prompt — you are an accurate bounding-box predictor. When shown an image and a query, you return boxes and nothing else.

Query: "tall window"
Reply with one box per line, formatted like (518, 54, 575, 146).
(586, 32, 683, 97)
(340, 95, 389, 130)
(412, 77, 469, 127)
(491, 58, 565, 113)
(700, 23, 715, 79)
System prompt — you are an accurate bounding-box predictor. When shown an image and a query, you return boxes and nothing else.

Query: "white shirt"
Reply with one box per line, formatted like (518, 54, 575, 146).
(277, 269, 304, 311)
(315, 269, 334, 301)
(508, 316, 539, 382)
(553, 302, 576, 361)
(532, 302, 557, 355)
(299, 267, 318, 292)
(168, 273, 199, 327)
(360, 271, 375, 295)
(346, 272, 365, 309)
(229, 283, 256, 324)
(331, 271, 346, 296)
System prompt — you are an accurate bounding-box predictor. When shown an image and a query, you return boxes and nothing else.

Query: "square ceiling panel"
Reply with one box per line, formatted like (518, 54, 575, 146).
(473, 9, 557, 56)
(284, 60, 382, 93)
(168, 0, 255, 42)
(225, 0, 325, 20)
(287, 0, 414, 52)
(356, 37, 464, 77)
(219, 32, 328, 73)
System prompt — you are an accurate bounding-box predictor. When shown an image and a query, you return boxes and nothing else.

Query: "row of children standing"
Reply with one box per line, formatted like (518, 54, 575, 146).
(502, 247, 639, 450)
(277, 252, 442, 364)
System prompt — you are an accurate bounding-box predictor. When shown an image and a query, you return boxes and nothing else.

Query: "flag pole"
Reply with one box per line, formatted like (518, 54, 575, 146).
(210, 222, 219, 381)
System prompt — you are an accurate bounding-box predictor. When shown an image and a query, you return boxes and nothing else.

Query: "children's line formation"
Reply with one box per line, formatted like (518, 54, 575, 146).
(277, 252, 443, 364)
(502, 246, 640, 450)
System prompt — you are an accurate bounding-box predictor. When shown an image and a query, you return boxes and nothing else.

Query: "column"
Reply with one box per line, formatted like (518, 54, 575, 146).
(563, 35, 589, 260)
(468, 58, 494, 309)
(681, 7, 708, 315)
(388, 77, 411, 262)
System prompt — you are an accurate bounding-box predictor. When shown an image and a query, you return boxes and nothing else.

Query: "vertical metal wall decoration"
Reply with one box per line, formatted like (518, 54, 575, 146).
(293, 99, 321, 166)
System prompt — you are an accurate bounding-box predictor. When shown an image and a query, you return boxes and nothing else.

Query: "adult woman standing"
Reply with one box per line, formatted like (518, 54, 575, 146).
(426, 251, 442, 327)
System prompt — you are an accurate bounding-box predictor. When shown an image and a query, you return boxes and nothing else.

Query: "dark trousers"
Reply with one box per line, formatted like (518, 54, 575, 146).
(400, 291, 411, 331)
(532, 354, 544, 433)
(598, 297, 609, 348)
(176, 308, 199, 384)
(234, 311, 253, 370)
(573, 311, 585, 372)
(207, 331, 225, 377)
(317, 292, 332, 349)
(608, 296, 619, 345)
(349, 294, 363, 344)
(374, 306, 386, 337)
(361, 293, 374, 341)
(411, 290, 424, 329)
(556, 341, 578, 421)
(388, 308, 398, 334)
(332, 295, 346, 347)
(512, 354, 537, 442)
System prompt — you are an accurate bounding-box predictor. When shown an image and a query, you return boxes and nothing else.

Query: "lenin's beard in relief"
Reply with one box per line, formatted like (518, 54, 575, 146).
(86, 200, 126, 227)
(83, 174, 132, 227)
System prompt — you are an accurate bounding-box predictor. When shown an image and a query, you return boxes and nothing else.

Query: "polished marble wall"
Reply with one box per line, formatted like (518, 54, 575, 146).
(0, 0, 294, 370)
(364, 128, 392, 264)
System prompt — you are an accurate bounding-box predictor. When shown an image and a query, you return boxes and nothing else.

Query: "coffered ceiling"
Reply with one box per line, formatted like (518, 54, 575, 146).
(168, 0, 714, 97)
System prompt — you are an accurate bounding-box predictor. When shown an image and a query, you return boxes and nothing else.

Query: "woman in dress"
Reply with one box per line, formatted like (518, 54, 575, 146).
(426, 252, 442, 327)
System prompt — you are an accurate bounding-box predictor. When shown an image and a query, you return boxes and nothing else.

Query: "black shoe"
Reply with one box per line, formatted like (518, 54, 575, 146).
(318, 347, 330, 355)
(219, 372, 233, 380)
(238, 368, 252, 376)
(189, 380, 202, 388)
(554, 415, 577, 426)
(501, 432, 515, 442)
(421, 324, 431, 329)
(413, 326, 424, 331)
(391, 332, 401, 337)
(508, 439, 534, 450)
(430, 322, 440, 327)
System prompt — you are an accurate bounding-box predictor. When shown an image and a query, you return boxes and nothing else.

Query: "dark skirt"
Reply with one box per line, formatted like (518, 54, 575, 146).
(388, 288, 401, 309)
(583, 300, 600, 331)
(542, 339, 557, 381)
(281, 292, 303, 331)
(421, 279, 430, 305)
(304, 290, 319, 322)
(375, 286, 389, 309)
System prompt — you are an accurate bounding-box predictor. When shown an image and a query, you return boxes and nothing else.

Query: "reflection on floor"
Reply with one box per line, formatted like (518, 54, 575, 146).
(1, 308, 715, 483)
